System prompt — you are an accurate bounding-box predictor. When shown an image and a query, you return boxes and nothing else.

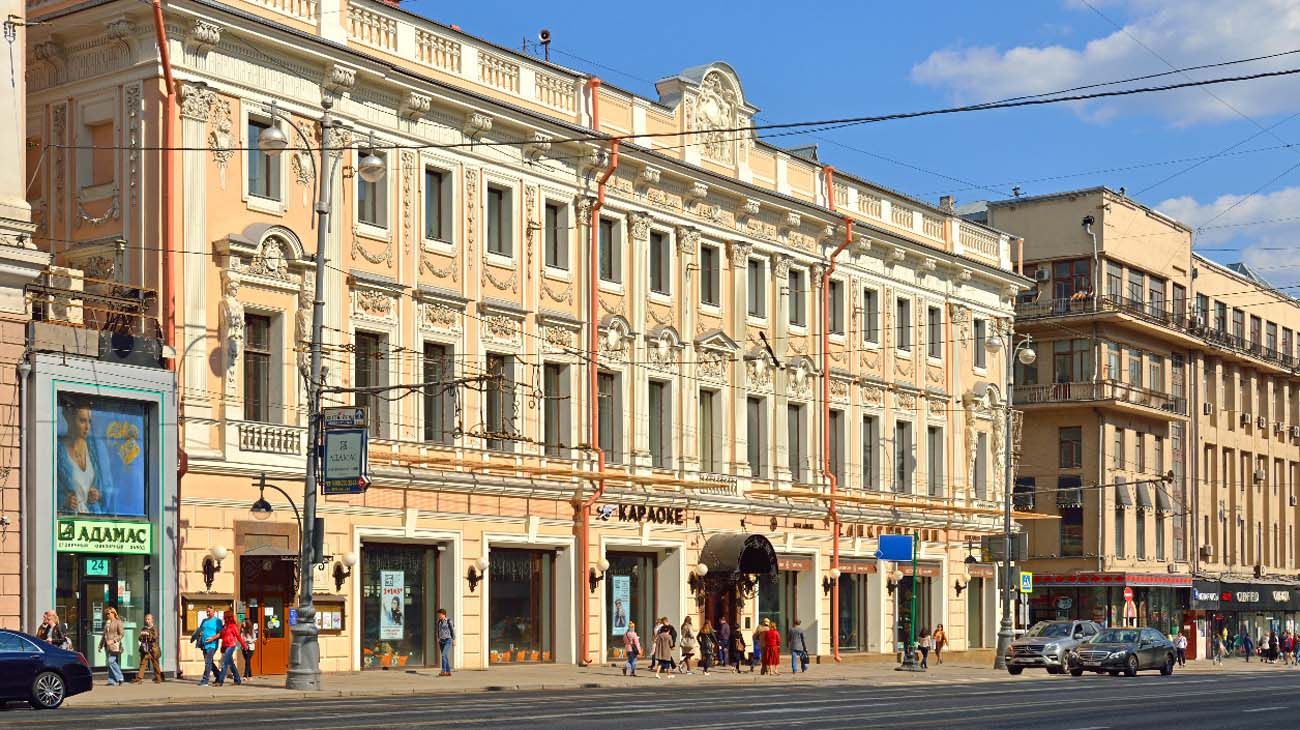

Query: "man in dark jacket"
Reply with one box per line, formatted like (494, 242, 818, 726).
(788, 619, 809, 673)
(717, 617, 732, 667)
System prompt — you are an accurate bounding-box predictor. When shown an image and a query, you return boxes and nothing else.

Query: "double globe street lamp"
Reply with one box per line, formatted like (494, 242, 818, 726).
(984, 331, 1035, 671)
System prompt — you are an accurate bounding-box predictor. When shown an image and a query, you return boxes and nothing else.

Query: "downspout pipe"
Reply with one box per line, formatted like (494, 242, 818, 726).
(149, 0, 180, 677)
(820, 165, 849, 663)
(577, 78, 618, 666)
(1083, 216, 1098, 298)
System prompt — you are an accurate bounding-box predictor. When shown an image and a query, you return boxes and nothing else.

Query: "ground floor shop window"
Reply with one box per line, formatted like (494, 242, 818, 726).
(758, 570, 798, 640)
(489, 549, 555, 663)
(967, 577, 986, 648)
(361, 543, 439, 668)
(894, 576, 932, 646)
(606, 552, 655, 661)
(838, 573, 866, 651)
(55, 552, 151, 670)
(1029, 586, 1185, 634)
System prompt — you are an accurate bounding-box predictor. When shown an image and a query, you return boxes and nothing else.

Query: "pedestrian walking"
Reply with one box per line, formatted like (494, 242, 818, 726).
(717, 617, 732, 668)
(240, 617, 257, 678)
(697, 622, 716, 675)
(215, 610, 248, 686)
(196, 606, 224, 686)
(1174, 631, 1188, 667)
(35, 610, 69, 650)
(1269, 631, 1280, 663)
(932, 624, 947, 665)
(918, 628, 932, 669)
(730, 628, 747, 673)
(1211, 634, 1224, 665)
(788, 618, 809, 673)
(622, 621, 642, 676)
(751, 622, 765, 673)
(762, 618, 782, 676)
(133, 613, 164, 683)
(98, 606, 125, 686)
(1243, 633, 1254, 662)
(653, 622, 675, 679)
(679, 617, 697, 674)
(435, 609, 455, 676)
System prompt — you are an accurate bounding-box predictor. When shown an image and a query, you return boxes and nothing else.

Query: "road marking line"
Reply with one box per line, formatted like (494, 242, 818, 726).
(1244, 706, 1285, 713)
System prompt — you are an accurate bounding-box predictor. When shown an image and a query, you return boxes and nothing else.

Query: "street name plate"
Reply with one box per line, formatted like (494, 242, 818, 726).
(323, 406, 368, 429)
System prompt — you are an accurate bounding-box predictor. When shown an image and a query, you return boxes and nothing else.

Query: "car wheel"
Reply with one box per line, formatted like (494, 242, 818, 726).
(30, 671, 65, 710)
(1125, 655, 1139, 677)
(1008, 666, 1024, 675)
(1160, 654, 1174, 676)
(1045, 666, 1062, 675)
(1070, 667, 1084, 677)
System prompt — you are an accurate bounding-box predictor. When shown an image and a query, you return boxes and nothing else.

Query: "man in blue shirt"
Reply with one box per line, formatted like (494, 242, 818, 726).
(198, 607, 224, 686)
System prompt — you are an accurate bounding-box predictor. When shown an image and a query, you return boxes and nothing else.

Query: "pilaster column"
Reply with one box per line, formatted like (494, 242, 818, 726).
(772, 254, 793, 483)
(727, 241, 753, 474)
(178, 82, 215, 453)
(629, 212, 653, 466)
(677, 226, 700, 474)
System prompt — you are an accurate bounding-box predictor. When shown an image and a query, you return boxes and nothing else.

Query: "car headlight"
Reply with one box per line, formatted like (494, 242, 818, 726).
(1109, 651, 1127, 659)
(1043, 643, 1060, 654)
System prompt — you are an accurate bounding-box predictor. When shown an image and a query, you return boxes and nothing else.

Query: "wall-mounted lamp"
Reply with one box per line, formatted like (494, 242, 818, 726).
(202, 545, 228, 591)
(333, 551, 358, 591)
(954, 570, 969, 597)
(821, 567, 841, 596)
(589, 558, 610, 593)
(467, 557, 489, 592)
(687, 562, 710, 595)
(886, 565, 904, 596)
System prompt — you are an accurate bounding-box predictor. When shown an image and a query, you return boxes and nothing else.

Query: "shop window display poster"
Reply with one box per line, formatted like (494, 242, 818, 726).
(55, 396, 149, 518)
(611, 575, 630, 637)
(380, 570, 404, 640)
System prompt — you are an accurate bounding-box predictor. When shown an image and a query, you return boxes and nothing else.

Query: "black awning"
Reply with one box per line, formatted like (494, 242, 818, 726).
(1056, 476, 1083, 508)
(1155, 486, 1174, 515)
(1135, 482, 1154, 510)
(1114, 481, 1134, 509)
(698, 533, 778, 577)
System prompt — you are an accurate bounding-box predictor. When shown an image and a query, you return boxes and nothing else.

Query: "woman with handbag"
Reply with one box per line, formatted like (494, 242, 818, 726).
(35, 610, 69, 650)
(730, 629, 747, 673)
(678, 617, 697, 674)
(99, 606, 125, 686)
(622, 621, 642, 677)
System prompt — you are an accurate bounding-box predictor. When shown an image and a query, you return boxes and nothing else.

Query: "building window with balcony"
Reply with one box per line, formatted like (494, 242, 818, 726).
(1214, 301, 1228, 333)
(1250, 315, 1262, 350)
(1284, 328, 1294, 363)
(649, 230, 670, 295)
(1127, 270, 1145, 306)
(544, 202, 567, 270)
(1106, 342, 1121, 379)
(863, 288, 879, 344)
(648, 380, 671, 469)
(1053, 339, 1093, 383)
(896, 297, 911, 351)
(894, 420, 913, 493)
(1128, 348, 1143, 387)
(598, 372, 622, 463)
(700, 244, 720, 306)
(598, 217, 620, 283)
(1016, 354, 1038, 386)
(1054, 258, 1091, 299)
(1115, 504, 1126, 558)
(1114, 428, 1124, 469)
(863, 415, 878, 489)
(1195, 293, 1209, 320)
(1136, 432, 1146, 473)
(927, 306, 942, 359)
(243, 313, 273, 423)
(1059, 426, 1082, 469)
(485, 354, 516, 451)
(1172, 283, 1186, 323)
(247, 119, 280, 201)
(1147, 276, 1166, 317)
(830, 281, 845, 335)
(747, 397, 767, 479)
(787, 403, 805, 482)
(1014, 477, 1036, 510)
(747, 259, 766, 318)
(700, 389, 720, 473)
(788, 269, 806, 327)
(486, 185, 511, 257)
(974, 318, 987, 368)
(424, 168, 451, 242)
(1232, 308, 1245, 343)
(422, 342, 453, 444)
(1106, 261, 1123, 298)
(357, 151, 388, 228)
(830, 409, 845, 484)
(542, 363, 570, 457)
(1148, 354, 1164, 392)
(355, 332, 388, 438)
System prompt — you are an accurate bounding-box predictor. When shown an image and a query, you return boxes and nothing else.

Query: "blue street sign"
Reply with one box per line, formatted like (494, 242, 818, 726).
(875, 534, 915, 562)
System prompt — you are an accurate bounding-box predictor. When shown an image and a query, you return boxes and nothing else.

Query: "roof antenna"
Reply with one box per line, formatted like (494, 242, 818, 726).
(1011, 186, 1021, 198)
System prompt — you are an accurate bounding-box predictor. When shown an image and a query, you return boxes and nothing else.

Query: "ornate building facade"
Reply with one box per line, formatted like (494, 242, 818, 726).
(23, 0, 1025, 674)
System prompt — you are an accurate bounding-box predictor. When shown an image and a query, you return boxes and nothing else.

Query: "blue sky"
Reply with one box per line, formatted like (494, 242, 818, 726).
(408, 0, 1300, 287)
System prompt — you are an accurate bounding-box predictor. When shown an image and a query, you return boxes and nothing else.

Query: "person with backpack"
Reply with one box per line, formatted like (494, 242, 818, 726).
(788, 618, 809, 673)
(436, 608, 455, 676)
(622, 620, 642, 677)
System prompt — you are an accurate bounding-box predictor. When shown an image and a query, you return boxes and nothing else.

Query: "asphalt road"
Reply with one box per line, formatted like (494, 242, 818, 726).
(0, 670, 1293, 729)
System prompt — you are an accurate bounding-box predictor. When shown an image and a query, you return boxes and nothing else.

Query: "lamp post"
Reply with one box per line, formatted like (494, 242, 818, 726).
(984, 330, 1035, 671)
(259, 99, 385, 690)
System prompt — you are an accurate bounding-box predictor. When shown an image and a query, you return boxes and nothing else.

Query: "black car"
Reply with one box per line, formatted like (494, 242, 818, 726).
(0, 629, 94, 709)
(1068, 626, 1176, 677)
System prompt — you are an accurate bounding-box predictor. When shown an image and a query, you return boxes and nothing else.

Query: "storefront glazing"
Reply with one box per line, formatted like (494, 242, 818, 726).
(606, 552, 655, 661)
(489, 549, 555, 663)
(361, 543, 440, 668)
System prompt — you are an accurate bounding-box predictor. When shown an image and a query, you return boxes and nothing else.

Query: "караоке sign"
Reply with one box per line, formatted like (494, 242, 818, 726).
(56, 517, 152, 554)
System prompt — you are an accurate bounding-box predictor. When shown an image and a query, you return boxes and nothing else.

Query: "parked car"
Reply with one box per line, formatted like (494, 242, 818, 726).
(1004, 620, 1102, 675)
(0, 629, 93, 709)
(1068, 626, 1176, 677)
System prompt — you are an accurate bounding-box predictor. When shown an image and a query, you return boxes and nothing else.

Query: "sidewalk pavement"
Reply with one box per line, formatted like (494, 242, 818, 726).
(63, 655, 1274, 709)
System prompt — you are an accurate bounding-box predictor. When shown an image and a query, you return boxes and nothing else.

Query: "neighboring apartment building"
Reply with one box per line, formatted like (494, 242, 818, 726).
(987, 187, 1300, 660)
(24, 0, 1025, 675)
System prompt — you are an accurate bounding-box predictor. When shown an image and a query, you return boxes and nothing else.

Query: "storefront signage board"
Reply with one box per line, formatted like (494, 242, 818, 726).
(322, 428, 369, 494)
(84, 557, 111, 576)
(611, 504, 685, 525)
(56, 518, 152, 554)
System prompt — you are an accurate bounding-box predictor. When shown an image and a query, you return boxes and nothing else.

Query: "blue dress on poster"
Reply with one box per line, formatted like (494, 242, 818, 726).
(55, 400, 147, 518)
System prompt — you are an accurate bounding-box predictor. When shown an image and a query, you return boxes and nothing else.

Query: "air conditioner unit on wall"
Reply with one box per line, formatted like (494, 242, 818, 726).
(1276, 422, 1286, 435)
(1258, 416, 1268, 429)
(1203, 403, 1215, 416)
(1241, 413, 1252, 427)
(1200, 545, 1214, 560)
(1291, 425, 1300, 439)
(1034, 267, 1050, 282)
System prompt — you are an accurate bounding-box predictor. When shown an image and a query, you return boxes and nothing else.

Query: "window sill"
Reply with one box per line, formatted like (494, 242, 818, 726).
(649, 290, 672, 305)
(597, 280, 625, 295)
(700, 302, 723, 315)
(486, 251, 516, 269)
(789, 322, 808, 333)
(355, 221, 391, 242)
(829, 333, 846, 343)
(422, 236, 456, 256)
(896, 349, 914, 359)
(79, 182, 116, 202)
(927, 355, 943, 365)
(246, 193, 286, 217)
(746, 314, 769, 327)
(543, 265, 572, 282)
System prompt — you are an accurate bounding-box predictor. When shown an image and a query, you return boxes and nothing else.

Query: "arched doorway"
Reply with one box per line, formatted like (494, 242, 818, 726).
(694, 534, 777, 630)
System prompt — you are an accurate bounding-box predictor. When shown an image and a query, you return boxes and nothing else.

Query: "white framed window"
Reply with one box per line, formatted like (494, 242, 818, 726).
(544, 200, 568, 270)
(247, 118, 281, 202)
(354, 331, 389, 439)
(863, 287, 879, 345)
(974, 318, 987, 368)
(747, 396, 767, 478)
(423, 166, 452, 243)
(598, 371, 623, 463)
(862, 415, 878, 490)
(828, 280, 845, 335)
(486, 184, 513, 258)
(896, 297, 912, 352)
(422, 342, 455, 444)
(542, 363, 571, 458)
(648, 379, 671, 469)
(598, 216, 622, 284)
(787, 403, 806, 482)
(649, 230, 671, 296)
(788, 268, 807, 328)
(894, 420, 914, 493)
(700, 244, 721, 307)
(927, 305, 942, 359)
(486, 353, 517, 451)
(747, 258, 766, 319)
(356, 149, 389, 229)
(700, 388, 721, 472)
(927, 425, 945, 497)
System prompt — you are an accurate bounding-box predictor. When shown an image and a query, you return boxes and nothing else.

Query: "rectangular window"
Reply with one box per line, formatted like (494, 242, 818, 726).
(648, 380, 670, 469)
(1136, 511, 1147, 560)
(1054, 258, 1091, 299)
(1155, 436, 1164, 475)
(927, 306, 942, 359)
(1016, 354, 1038, 386)
(1148, 276, 1165, 317)
(598, 217, 620, 283)
(1215, 301, 1227, 333)
(829, 280, 845, 335)
(422, 342, 453, 444)
(829, 410, 845, 484)
(485, 354, 515, 451)
(1285, 329, 1294, 362)
(1136, 432, 1146, 473)
(974, 431, 987, 500)
(1061, 505, 1084, 557)
(243, 313, 272, 422)
(542, 363, 569, 457)
(1156, 513, 1166, 561)
(1059, 426, 1082, 469)
(1128, 348, 1143, 387)
(1107, 342, 1121, 380)
(894, 421, 913, 493)
(747, 259, 766, 317)
(598, 372, 621, 463)
(862, 415, 878, 489)
(973, 318, 987, 368)
(247, 119, 279, 201)
(1127, 270, 1145, 305)
(700, 389, 719, 472)
(354, 332, 387, 438)
(789, 270, 806, 327)
(543, 202, 566, 269)
(1250, 315, 1262, 349)
(1054, 339, 1094, 383)
(1114, 428, 1124, 469)
(1267, 322, 1279, 355)
(424, 168, 447, 241)
(700, 245, 720, 306)
(1232, 308, 1245, 343)
(486, 186, 511, 257)
(649, 231, 669, 294)
(1115, 504, 1127, 558)
(1106, 261, 1123, 298)
(1148, 354, 1164, 391)
(1195, 293, 1209, 319)
(787, 404, 805, 482)
(896, 297, 912, 351)
(747, 397, 767, 478)
(863, 288, 879, 344)
(357, 151, 388, 227)
(928, 426, 945, 497)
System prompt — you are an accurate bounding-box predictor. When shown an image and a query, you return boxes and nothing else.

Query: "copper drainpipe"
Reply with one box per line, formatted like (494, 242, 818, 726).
(820, 166, 850, 663)
(150, 0, 180, 677)
(577, 77, 618, 666)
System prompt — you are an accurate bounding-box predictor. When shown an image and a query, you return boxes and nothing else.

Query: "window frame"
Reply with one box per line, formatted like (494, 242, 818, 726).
(485, 184, 513, 259)
(700, 244, 721, 308)
(747, 257, 767, 319)
(485, 352, 517, 452)
(862, 287, 879, 345)
(542, 362, 571, 458)
(648, 379, 671, 469)
(422, 341, 455, 445)
(597, 216, 621, 284)
(543, 200, 568, 270)
(355, 148, 390, 230)
(926, 305, 942, 360)
(895, 296, 912, 353)
(246, 117, 282, 203)
(747, 396, 768, 479)
(648, 229, 671, 296)
(828, 280, 845, 336)
(242, 312, 275, 423)
(788, 268, 807, 328)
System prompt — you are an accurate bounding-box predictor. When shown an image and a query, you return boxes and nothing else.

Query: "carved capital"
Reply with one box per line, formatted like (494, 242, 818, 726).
(324, 63, 357, 95)
(727, 241, 753, 268)
(583, 144, 610, 173)
(33, 40, 64, 63)
(741, 197, 761, 218)
(103, 17, 136, 40)
(638, 165, 661, 186)
(687, 181, 709, 202)
(187, 19, 222, 52)
(524, 131, 553, 160)
(399, 91, 432, 120)
(772, 254, 792, 280)
(178, 82, 216, 122)
(784, 211, 802, 229)
(628, 211, 652, 242)
(576, 196, 596, 226)
(675, 225, 700, 255)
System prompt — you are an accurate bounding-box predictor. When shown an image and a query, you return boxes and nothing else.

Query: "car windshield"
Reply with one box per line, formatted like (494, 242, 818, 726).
(1026, 623, 1073, 638)
(1093, 630, 1139, 644)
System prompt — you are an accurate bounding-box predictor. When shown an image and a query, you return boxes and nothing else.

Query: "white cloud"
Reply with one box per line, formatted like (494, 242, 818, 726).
(1156, 186, 1300, 288)
(911, 0, 1300, 125)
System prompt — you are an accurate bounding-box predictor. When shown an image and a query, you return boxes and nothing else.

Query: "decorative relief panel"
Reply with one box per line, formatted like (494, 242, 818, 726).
(483, 314, 522, 346)
(541, 324, 576, 355)
(893, 390, 917, 411)
(353, 289, 396, 320)
(697, 350, 729, 381)
(684, 70, 741, 165)
(419, 300, 462, 334)
(860, 383, 884, 408)
(829, 378, 851, 404)
(541, 279, 572, 304)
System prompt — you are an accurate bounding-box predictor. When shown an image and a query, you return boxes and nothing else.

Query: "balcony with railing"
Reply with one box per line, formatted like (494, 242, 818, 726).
(1015, 379, 1188, 419)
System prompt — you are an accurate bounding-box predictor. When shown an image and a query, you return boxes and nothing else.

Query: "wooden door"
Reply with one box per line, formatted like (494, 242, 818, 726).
(241, 556, 293, 675)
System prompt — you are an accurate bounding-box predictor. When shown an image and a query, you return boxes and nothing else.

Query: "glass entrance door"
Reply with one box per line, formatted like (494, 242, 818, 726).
(81, 579, 115, 669)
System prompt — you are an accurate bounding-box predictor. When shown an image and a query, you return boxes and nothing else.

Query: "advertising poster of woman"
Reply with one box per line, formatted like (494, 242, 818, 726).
(55, 396, 148, 518)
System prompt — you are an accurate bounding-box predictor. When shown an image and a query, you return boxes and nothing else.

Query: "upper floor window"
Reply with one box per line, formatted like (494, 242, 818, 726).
(486, 186, 512, 257)
(80, 119, 115, 188)
(896, 297, 912, 351)
(1250, 315, 1262, 349)
(1232, 308, 1245, 341)
(423, 343, 454, 444)
(243, 313, 273, 422)
(485, 353, 516, 450)
(1054, 258, 1091, 299)
(927, 306, 942, 359)
(1053, 339, 1093, 383)
(747, 259, 766, 318)
(544, 202, 567, 269)
(747, 397, 768, 479)
(357, 151, 388, 228)
(1106, 261, 1123, 298)
(247, 119, 280, 201)
(700, 244, 720, 306)
(1214, 301, 1228, 333)
(542, 363, 571, 458)
(1127, 270, 1145, 305)
(788, 269, 807, 327)
(424, 168, 451, 242)
(1059, 426, 1082, 469)
(828, 280, 845, 335)
(1147, 276, 1166, 316)
(598, 217, 620, 283)
(354, 331, 388, 438)
(1267, 322, 1278, 355)
(700, 389, 721, 472)
(974, 318, 987, 368)
(649, 231, 670, 295)
(1195, 293, 1209, 319)
(648, 380, 671, 469)
(863, 288, 879, 344)
(829, 409, 845, 484)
